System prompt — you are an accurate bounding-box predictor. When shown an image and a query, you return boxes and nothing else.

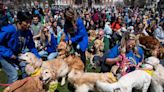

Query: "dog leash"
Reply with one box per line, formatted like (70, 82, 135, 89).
(116, 54, 129, 76)
(0, 83, 11, 87)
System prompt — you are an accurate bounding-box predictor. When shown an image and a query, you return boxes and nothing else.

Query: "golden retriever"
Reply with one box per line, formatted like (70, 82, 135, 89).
(68, 69, 117, 92)
(57, 41, 70, 59)
(88, 30, 97, 42)
(94, 39, 104, 57)
(64, 54, 85, 72)
(96, 70, 151, 92)
(86, 39, 104, 68)
(18, 52, 69, 86)
(139, 36, 161, 57)
(3, 76, 45, 92)
(57, 41, 85, 72)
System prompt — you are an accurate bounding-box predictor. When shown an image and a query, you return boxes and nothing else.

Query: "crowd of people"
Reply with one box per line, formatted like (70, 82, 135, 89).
(0, 1, 163, 87)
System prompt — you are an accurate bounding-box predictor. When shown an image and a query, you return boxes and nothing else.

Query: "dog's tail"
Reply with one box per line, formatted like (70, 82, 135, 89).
(96, 81, 120, 92)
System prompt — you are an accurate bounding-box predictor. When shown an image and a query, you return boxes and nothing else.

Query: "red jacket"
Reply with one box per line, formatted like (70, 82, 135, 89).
(111, 22, 121, 32)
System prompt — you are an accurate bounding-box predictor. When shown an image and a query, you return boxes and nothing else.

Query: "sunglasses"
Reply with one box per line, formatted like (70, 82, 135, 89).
(98, 34, 103, 37)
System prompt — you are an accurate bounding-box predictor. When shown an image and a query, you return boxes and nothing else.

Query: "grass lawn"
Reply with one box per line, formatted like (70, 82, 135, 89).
(0, 69, 7, 91)
(0, 60, 100, 92)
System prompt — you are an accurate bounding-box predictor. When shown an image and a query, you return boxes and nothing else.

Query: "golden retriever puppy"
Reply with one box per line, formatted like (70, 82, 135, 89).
(68, 69, 117, 92)
(3, 76, 45, 92)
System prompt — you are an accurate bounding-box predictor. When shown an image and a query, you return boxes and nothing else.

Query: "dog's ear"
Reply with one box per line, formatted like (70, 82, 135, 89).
(60, 33, 66, 42)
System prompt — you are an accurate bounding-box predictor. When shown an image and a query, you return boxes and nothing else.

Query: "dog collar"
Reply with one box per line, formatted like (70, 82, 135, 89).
(107, 72, 117, 82)
(31, 68, 41, 77)
(144, 70, 154, 76)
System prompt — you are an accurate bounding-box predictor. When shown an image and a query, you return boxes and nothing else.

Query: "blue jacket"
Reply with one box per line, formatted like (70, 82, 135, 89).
(0, 24, 17, 58)
(16, 29, 40, 58)
(65, 17, 88, 52)
(107, 44, 144, 65)
(45, 34, 58, 53)
(0, 24, 40, 58)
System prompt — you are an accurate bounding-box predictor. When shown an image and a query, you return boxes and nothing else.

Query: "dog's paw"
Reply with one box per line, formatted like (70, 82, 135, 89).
(61, 77, 66, 86)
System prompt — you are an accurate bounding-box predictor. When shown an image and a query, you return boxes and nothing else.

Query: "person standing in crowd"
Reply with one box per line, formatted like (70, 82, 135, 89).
(64, 7, 88, 66)
(39, 27, 58, 60)
(31, 15, 43, 40)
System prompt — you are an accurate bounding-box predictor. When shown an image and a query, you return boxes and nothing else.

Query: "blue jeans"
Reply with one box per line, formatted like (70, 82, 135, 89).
(0, 56, 18, 83)
(39, 50, 58, 60)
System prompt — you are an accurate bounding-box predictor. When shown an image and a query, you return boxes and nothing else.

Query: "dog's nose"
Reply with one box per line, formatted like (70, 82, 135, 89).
(39, 76, 43, 81)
